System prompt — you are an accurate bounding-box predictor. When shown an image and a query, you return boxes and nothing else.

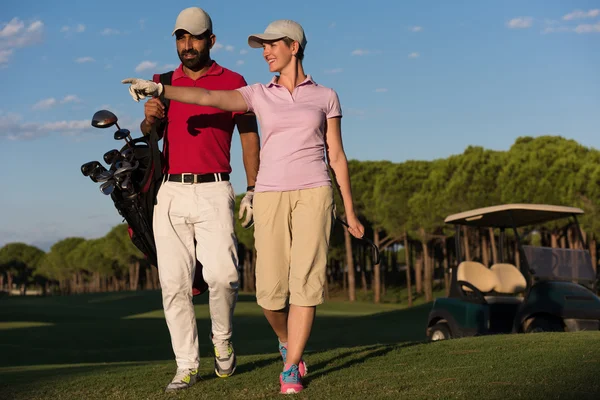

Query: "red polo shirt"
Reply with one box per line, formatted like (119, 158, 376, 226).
(152, 61, 247, 174)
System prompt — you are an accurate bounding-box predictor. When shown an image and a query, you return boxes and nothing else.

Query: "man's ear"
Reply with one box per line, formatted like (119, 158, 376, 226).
(209, 34, 216, 49)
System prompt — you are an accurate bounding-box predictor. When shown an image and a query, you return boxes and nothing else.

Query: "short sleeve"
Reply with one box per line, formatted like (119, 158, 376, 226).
(236, 83, 261, 113)
(326, 89, 342, 119)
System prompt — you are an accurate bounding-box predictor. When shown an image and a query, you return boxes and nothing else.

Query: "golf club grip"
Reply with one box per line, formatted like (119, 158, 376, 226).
(335, 217, 381, 265)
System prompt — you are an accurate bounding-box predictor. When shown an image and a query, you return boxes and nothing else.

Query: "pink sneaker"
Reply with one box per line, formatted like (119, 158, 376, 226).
(280, 364, 303, 394)
(278, 342, 308, 377)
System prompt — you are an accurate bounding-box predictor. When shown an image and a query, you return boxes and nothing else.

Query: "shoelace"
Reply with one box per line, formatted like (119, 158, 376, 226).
(282, 365, 300, 383)
(173, 368, 195, 382)
(214, 342, 232, 359)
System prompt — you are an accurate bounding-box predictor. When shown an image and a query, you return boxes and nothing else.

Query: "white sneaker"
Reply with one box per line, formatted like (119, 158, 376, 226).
(164, 368, 199, 392)
(213, 340, 237, 378)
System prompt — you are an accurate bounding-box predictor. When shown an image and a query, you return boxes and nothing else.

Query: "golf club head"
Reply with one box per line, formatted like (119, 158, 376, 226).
(91, 110, 118, 129)
(121, 148, 135, 161)
(95, 170, 113, 183)
(99, 180, 115, 195)
(115, 160, 139, 175)
(103, 149, 120, 165)
(89, 164, 108, 183)
(115, 128, 132, 140)
(114, 129, 131, 142)
(81, 161, 101, 176)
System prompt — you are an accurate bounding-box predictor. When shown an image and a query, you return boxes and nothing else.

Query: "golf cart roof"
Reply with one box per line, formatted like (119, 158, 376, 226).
(444, 204, 584, 228)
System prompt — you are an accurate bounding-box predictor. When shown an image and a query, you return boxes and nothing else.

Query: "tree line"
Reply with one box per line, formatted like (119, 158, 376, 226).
(2, 135, 599, 301)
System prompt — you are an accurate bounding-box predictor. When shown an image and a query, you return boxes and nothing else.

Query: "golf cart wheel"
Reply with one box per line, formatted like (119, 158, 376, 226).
(429, 322, 452, 341)
(524, 316, 564, 333)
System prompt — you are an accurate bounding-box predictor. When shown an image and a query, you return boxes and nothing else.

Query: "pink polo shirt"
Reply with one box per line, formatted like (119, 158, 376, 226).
(237, 75, 342, 192)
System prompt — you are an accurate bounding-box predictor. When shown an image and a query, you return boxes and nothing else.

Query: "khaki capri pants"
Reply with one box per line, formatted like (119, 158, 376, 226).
(253, 185, 334, 310)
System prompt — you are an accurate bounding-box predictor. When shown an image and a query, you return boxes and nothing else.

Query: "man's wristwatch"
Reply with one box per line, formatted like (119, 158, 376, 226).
(246, 185, 255, 191)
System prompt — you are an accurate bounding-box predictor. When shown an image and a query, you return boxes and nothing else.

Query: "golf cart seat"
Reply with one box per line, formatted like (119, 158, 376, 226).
(456, 261, 497, 294)
(490, 263, 526, 294)
(484, 263, 526, 304)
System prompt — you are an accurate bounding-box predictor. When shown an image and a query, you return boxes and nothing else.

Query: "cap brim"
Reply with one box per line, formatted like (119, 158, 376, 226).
(172, 26, 209, 36)
(247, 33, 286, 48)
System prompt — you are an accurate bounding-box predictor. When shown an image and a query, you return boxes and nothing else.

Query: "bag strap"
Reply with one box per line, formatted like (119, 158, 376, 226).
(150, 71, 174, 176)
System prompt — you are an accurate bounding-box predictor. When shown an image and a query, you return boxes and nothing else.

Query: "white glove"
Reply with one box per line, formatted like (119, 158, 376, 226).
(239, 191, 254, 229)
(121, 78, 163, 102)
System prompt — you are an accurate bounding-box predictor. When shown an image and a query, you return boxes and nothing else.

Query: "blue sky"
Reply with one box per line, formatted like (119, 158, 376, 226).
(1, 0, 599, 251)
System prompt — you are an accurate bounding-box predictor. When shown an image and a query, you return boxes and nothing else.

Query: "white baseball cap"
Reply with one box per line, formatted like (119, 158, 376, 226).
(248, 20, 307, 49)
(172, 7, 213, 36)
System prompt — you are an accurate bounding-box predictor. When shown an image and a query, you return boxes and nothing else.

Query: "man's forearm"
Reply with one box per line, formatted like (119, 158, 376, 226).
(242, 133, 260, 187)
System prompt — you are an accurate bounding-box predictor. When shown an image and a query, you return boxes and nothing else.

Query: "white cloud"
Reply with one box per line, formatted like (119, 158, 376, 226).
(563, 9, 600, 21)
(324, 68, 343, 74)
(374, 88, 388, 93)
(213, 43, 224, 50)
(135, 60, 157, 72)
(101, 28, 120, 36)
(351, 49, 369, 56)
(32, 95, 82, 110)
(410, 26, 423, 32)
(0, 49, 12, 64)
(33, 98, 57, 110)
(542, 26, 570, 34)
(408, 52, 420, 58)
(507, 17, 533, 29)
(75, 56, 94, 63)
(0, 113, 90, 140)
(61, 23, 85, 34)
(0, 18, 44, 64)
(236, 60, 245, 65)
(27, 21, 43, 33)
(225, 45, 234, 51)
(239, 49, 248, 55)
(105, 64, 113, 69)
(0, 18, 25, 38)
(61, 95, 81, 104)
(574, 22, 600, 33)
(329, 22, 336, 28)
(139, 19, 145, 30)
(161, 63, 177, 70)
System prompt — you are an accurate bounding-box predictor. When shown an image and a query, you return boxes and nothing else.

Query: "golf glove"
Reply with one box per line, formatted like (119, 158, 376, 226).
(239, 190, 254, 229)
(121, 78, 163, 102)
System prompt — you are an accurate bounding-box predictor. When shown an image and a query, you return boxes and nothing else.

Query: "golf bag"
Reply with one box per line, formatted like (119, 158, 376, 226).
(111, 70, 208, 295)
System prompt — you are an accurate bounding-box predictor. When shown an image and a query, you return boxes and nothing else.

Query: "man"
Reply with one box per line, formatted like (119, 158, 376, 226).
(139, 7, 259, 392)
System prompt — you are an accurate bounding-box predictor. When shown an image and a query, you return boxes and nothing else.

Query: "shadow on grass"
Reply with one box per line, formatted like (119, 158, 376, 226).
(303, 341, 423, 389)
(0, 362, 150, 400)
(0, 290, 431, 369)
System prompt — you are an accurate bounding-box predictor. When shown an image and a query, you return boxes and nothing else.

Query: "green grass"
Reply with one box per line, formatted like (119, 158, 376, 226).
(1, 290, 599, 399)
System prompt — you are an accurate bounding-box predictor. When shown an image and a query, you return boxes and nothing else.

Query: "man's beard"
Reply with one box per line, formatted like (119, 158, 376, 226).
(178, 49, 211, 71)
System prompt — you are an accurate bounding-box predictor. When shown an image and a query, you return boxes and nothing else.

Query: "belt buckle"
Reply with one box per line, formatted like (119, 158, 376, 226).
(180, 173, 195, 184)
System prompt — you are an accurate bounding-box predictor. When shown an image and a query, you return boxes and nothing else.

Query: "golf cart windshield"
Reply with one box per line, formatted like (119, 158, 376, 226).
(522, 245, 596, 283)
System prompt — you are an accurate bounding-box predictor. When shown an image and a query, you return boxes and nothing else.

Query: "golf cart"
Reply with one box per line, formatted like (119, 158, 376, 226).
(426, 204, 600, 341)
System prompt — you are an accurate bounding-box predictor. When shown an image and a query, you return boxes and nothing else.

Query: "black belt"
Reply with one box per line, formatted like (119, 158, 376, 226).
(167, 173, 230, 184)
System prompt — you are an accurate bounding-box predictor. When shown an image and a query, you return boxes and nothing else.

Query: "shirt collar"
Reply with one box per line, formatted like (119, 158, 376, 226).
(267, 74, 316, 87)
(172, 60, 224, 81)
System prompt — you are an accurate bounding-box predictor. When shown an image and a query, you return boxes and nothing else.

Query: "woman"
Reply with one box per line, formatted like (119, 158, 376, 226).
(123, 19, 364, 394)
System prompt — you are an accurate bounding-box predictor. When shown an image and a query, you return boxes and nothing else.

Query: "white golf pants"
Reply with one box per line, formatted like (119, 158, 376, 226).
(153, 180, 240, 369)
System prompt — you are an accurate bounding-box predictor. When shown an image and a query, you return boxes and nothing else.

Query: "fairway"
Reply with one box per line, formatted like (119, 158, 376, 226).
(1, 291, 599, 399)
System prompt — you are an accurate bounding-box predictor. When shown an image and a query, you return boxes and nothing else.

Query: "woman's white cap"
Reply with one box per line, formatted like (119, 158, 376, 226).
(248, 20, 307, 49)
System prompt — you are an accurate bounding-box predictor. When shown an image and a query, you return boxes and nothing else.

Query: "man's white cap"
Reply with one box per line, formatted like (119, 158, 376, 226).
(172, 7, 212, 36)
(248, 20, 307, 49)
